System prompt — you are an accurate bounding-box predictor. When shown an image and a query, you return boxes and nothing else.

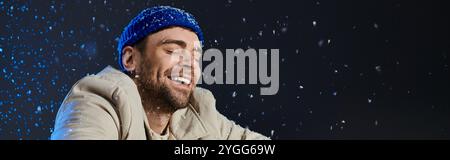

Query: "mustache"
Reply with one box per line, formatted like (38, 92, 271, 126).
(165, 65, 194, 80)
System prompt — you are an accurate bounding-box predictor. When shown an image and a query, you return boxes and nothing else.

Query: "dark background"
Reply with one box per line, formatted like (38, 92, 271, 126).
(1, 0, 449, 140)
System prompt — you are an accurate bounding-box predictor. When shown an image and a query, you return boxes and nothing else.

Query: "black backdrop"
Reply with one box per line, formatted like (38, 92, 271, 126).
(1, 0, 449, 139)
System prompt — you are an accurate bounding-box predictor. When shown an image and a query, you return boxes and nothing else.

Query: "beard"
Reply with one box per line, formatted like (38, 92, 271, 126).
(133, 63, 193, 113)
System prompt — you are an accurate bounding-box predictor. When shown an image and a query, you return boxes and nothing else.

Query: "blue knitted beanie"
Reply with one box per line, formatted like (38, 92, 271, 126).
(117, 6, 204, 71)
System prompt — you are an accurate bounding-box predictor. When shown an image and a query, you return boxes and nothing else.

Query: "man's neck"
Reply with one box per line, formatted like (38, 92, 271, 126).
(146, 109, 172, 135)
(132, 79, 176, 135)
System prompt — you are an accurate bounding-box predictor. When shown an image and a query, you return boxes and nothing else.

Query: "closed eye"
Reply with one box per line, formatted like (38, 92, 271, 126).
(166, 49, 174, 54)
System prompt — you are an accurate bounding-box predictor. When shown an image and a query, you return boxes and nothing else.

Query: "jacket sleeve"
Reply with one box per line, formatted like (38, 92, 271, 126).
(193, 87, 270, 140)
(216, 110, 270, 140)
(51, 78, 121, 140)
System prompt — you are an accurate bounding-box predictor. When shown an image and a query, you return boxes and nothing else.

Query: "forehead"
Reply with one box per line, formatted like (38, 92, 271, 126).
(147, 27, 200, 47)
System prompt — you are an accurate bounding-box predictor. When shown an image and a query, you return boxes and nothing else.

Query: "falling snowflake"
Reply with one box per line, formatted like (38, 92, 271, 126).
(281, 27, 288, 33)
(332, 91, 338, 96)
(318, 39, 325, 47)
(375, 65, 382, 73)
(232, 91, 237, 98)
(373, 23, 379, 29)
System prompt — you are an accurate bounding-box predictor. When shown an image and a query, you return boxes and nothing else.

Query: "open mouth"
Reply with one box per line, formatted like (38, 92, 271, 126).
(168, 76, 191, 86)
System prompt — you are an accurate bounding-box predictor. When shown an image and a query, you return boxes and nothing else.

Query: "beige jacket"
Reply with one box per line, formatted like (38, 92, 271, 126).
(51, 66, 269, 140)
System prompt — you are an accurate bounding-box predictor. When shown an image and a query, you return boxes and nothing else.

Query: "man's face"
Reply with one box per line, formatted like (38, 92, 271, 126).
(134, 27, 202, 111)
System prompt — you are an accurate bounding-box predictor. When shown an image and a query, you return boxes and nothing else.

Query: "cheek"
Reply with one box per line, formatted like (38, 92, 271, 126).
(147, 50, 176, 76)
(139, 58, 157, 80)
(192, 64, 201, 84)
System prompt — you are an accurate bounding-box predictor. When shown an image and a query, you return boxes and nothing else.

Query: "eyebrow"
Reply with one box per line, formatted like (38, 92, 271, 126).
(159, 39, 187, 48)
(159, 39, 202, 53)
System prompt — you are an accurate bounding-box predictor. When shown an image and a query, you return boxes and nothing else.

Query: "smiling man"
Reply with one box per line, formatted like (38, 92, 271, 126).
(51, 6, 269, 140)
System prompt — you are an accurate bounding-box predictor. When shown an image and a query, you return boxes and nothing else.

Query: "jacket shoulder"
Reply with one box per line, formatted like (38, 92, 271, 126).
(55, 66, 144, 139)
(67, 66, 134, 102)
(191, 87, 216, 113)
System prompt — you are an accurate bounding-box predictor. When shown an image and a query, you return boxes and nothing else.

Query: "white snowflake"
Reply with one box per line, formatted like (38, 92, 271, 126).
(375, 65, 382, 72)
(373, 23, 379, 29)
(318, 39, 325, 47)
(281, 27, 288, 33)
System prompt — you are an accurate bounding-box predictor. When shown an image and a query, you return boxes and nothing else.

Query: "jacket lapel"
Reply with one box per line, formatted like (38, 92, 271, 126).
(142, 109, 152, 140)
(142, 94, 210, 140)
(169, 103, 209, 140)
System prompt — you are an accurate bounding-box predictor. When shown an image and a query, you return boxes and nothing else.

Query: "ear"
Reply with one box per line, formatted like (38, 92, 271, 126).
(121, 46, 139, 72)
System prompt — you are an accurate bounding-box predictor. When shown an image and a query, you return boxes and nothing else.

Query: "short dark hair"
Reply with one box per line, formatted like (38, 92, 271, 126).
(122, 36, 147, 76)
(133, 36, 148, 54)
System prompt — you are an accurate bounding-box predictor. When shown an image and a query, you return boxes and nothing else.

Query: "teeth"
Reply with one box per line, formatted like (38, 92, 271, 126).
(170, 77, 191, 85)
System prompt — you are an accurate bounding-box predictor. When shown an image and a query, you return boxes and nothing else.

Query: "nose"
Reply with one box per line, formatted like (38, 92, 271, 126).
(173, 50, 194, 78)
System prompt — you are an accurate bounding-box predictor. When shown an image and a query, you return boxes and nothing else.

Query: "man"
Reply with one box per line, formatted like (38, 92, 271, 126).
(51, 6, 269, 140)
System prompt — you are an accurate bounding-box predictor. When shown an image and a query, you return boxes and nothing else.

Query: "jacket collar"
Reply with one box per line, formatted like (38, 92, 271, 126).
(140, 87, 210, 140)
(142, 96, 210, 140)
(169, 103, 209, 140)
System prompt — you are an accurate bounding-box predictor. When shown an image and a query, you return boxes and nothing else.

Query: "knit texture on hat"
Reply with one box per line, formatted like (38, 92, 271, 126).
(117, 6, 204, 71)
